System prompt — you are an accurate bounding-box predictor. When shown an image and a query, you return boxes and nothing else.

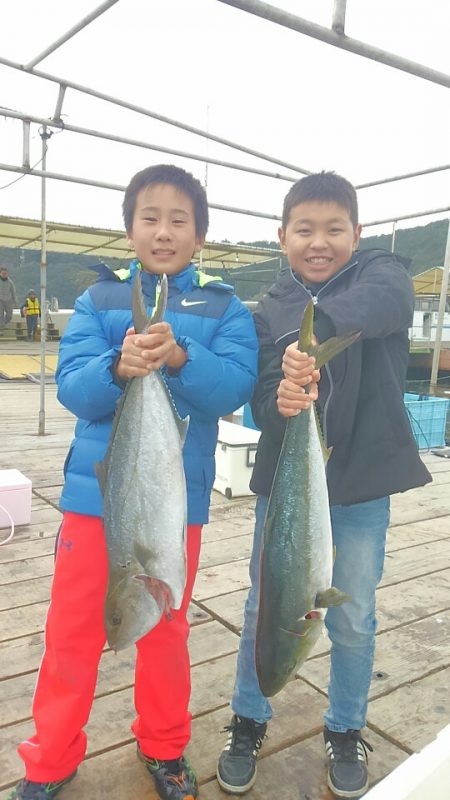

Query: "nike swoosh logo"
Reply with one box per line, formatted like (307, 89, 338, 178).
(181, 298, 208, 307)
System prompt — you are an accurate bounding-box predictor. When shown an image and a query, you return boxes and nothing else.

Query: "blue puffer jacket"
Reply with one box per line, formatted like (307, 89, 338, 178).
(56, 262, 258, 524)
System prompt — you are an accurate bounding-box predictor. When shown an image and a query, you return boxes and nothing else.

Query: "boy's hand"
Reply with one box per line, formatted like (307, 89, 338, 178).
(115, 323, 187, 380)
(277, 342, 320, 417)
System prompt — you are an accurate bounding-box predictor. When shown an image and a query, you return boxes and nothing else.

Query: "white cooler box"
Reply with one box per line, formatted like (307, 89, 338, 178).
(214, 420, 261, 499)
(0, 469, 32, 528)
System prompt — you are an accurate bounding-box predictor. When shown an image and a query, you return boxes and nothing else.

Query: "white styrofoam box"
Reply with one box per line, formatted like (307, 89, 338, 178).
(0, 469, 32, 528)
(214, 420, 261, 499)
(364, 724, 450, 800)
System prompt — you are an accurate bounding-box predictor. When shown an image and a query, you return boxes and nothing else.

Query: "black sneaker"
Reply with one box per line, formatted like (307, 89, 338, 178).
(137, 748, 198, 800)
(6, 771, 77, 800)
(324, 727, 373, 798)
(216, 714, 267, 795)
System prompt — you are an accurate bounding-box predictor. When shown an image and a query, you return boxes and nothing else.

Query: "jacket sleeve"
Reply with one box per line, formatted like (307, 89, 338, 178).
(250, 307, 287, 445)
(315, 254, 415, 340)
(164, 295, 258, 419)
(56, 290, 123, 421)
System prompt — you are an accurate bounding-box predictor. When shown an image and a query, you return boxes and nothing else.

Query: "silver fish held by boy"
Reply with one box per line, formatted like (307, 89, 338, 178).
(96, 271, 188, 652)
(255, 302, 359, 696)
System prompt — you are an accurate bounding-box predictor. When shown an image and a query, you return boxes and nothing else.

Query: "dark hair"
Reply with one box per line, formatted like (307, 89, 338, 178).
(122, 164, 209, 237)
(282, 171, 358, 229)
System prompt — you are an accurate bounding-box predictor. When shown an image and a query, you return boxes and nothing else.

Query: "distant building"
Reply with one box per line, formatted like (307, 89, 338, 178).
(410, 267, 450, 344)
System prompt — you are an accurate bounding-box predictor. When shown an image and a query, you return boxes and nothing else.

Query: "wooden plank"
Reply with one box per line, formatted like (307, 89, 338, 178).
(0, 603, 211, 679)
(0, 578, 52, 613)
(194, 539, 450, 603)
(377, 567, 450, 631)
(0, 536, 57, 563)
(390, 483, 450, 525)
(199, 532, 253, 569)
(386, 521, 450, 551)
(368, 666, 450, 752)
(194, 559, 250, 600)
(0, 554, 55, 585)
(201, 587, 247, 632)
(0, 669, 328, 792)
(0, 600, 51, 641)
(199, 731, 408, 800)
(200, 566, 450, 639)
(299, 609, 450, 698)
(0, 620, 234, 727)
(381, 539, 450, 587)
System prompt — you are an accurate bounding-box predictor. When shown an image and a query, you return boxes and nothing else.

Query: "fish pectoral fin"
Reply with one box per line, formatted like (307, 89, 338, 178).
(311, 332, 360, 370)
(315, 587, 352, 608)
(134, 575, 174, 617)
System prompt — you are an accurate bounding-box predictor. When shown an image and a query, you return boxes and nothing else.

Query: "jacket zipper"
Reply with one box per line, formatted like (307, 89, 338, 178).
(289, 259, 358, 446)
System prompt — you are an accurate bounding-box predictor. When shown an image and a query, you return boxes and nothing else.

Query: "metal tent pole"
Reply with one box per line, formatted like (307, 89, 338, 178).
(38, 126, 51, 436)
(429, 221, 450, 395)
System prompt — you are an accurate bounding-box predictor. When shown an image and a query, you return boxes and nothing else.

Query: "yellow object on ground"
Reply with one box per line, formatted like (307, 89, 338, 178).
(0, 355, 58, 379)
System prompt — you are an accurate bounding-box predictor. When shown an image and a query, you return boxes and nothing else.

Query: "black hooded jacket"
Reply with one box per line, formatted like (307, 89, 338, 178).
(249, 248, 432, 505)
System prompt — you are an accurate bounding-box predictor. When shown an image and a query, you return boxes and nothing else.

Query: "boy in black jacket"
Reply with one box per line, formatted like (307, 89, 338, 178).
(217, 172, 431, 799)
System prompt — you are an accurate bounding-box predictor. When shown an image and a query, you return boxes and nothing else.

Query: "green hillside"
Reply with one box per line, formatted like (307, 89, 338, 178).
(0, 219, 447, 307)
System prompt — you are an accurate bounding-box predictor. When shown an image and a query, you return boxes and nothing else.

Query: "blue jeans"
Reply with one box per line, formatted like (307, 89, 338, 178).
(231, 493, 389, 731)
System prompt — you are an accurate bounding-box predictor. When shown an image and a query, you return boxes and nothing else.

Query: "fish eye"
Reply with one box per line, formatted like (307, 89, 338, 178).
(111, 613, 122, 626)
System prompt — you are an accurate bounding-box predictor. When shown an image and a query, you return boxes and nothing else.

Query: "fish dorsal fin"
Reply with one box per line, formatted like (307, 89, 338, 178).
(313, 404, 332, 463)
(177, 415, 189, 446)
(132, 271, 168, 333)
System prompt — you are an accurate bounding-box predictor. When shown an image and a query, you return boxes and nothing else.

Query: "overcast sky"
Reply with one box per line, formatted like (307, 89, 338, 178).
(0, 0, 449, 244)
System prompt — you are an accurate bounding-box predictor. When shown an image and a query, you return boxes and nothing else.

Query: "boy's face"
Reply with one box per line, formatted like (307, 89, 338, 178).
(279, 201, 362, 284)
(127, 183, 204, 275)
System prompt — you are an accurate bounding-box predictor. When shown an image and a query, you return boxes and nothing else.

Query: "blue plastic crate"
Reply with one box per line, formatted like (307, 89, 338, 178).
(404, 393, 449, 449)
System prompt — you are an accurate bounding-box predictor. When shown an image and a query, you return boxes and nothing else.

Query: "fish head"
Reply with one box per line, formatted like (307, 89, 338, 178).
(105, 571, 162, 652)
(256, 612, 325, 697)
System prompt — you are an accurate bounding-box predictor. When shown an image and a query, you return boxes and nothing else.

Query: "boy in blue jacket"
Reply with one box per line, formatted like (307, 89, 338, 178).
(10, 164, 258, 800)
(216, 171, 431, 799)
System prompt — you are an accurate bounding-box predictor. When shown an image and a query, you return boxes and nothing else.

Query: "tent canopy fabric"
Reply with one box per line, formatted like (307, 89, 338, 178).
(0, 214, 281, 269)
(413, 267, 447, 296)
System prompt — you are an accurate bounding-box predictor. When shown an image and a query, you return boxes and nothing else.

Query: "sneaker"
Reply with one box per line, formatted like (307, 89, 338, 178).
(6, 771, 77, 799)
(324, 727, 373, 798)
(137, 748, 198, 800)
(216, 714, 267, 795)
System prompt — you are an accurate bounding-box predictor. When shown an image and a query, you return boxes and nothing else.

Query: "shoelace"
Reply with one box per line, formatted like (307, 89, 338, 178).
(329, 730, 373, 762)
(223, 717, 266, 757)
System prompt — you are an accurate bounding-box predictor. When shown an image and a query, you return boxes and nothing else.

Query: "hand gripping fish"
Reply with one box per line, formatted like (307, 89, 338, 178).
(96, 272, 188, 652)
(256, 301, 359, 696)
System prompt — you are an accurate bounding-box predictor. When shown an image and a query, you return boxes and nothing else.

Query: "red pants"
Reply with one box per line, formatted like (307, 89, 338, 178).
(18, 512, 202, 782)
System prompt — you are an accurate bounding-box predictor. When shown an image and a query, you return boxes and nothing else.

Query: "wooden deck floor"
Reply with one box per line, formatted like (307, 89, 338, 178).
(1, 362, 450, 799)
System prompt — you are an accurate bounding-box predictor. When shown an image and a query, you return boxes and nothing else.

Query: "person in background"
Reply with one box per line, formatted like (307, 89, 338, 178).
(0, 266, 18, 331)
(22, 290, 41, 341)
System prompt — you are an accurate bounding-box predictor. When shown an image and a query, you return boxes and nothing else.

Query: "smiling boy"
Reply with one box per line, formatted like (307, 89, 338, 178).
(217, 171, 431, 799)
(9, 165, 258, 800)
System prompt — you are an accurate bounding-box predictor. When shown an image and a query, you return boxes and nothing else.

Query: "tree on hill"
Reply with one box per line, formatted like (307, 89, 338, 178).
(0, 219, 446, 306)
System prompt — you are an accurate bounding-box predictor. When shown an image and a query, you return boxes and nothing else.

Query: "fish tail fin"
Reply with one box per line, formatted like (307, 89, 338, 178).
(315, 587, 352, 608)
(132, 270, 168, 333)
(297, 300, 360, 369)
